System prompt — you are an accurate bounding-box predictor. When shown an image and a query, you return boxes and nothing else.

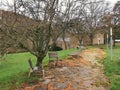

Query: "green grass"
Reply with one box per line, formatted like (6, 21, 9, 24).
(103, 45, 120, 90)
(87, 44, 120, 90)
(89, 44, 120, 90)
(0, 48, 78, 89)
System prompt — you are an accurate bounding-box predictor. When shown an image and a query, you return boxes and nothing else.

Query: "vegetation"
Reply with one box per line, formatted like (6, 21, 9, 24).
(0, 44, 120, 90)
(0, 0, 110, 68)
(49, 45, 63, 51)
(86, 44, 120, 90)
(0, 0, 119, 89)
(103, 45, 120, 90)
(0, 48, 77, 89)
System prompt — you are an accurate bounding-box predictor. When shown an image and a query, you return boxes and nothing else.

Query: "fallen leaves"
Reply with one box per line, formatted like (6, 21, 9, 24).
(56, 56, 89, 67)
(18, 48, 109, 90)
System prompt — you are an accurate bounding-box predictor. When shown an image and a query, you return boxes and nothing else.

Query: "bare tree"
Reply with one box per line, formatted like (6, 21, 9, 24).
(67, 0, 89, 46)
(0, 0, 111, 68)
(45, 0, 78, 49)
(69, 18, 88, 46)
(113, 1, 120, 25)
(49, 8, 65, 50)
(81, 0, 109, 45)
(0, 0, 59, 68)
(112, 1, 120, 46)
(56, 0, 86, 49)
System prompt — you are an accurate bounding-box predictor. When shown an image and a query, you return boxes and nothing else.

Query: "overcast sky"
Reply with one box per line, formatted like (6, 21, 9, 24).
(107, 0, 118, 7)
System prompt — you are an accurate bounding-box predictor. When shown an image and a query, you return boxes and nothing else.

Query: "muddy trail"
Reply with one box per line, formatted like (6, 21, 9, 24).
(19, 48, 110, 90)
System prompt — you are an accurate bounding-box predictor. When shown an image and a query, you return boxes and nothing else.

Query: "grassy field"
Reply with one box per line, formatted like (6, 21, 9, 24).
(0, 48, 78, 90)
(103, 45, 120, 90)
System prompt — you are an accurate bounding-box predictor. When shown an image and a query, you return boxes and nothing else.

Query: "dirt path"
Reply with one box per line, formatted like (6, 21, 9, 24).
(20, 48, 110, 90)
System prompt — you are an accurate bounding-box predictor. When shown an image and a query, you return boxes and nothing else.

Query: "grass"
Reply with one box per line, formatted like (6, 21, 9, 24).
(103, 45, 120, 90)
(87, 44, 120, 90)
(0, 45, 120, 90)
(0, 48, 78, 90)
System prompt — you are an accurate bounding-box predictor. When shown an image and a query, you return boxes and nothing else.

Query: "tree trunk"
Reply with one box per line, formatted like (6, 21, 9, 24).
(63, 38, 67, 50)
(62, 31, 67, 50)
(90, 33, 93, 45)
(36, 55, 45, 69)
(52, 38, 57, 47)
(53, 42, 57, 47)
(52, 42, 57, 51)
(80, 36, 84, 46)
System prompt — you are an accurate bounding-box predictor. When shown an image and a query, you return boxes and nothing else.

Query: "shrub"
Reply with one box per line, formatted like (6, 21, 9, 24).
(49, 45, 63, 51)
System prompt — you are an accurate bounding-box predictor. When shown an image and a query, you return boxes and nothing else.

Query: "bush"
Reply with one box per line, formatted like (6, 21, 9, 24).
(49, 45, 63, 51)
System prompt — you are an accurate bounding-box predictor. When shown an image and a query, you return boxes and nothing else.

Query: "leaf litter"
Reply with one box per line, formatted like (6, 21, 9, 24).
(18, 48, 109, 90)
